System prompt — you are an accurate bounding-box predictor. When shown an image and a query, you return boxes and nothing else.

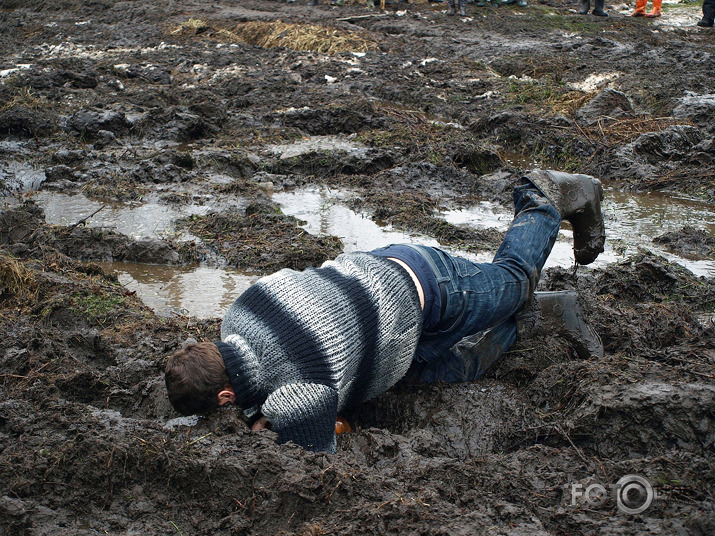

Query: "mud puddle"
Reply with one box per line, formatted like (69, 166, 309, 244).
(31, 191, 210, 240)
(105, 262, 258, 319)
(278, 185, 715, 277)
(265, 134, 369, 160)
(273, 186, 440, 252)
(0, 161, 46, 192)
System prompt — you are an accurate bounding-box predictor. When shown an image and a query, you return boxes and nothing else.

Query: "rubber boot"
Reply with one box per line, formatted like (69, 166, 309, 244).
(631, 0, 646, 16)
(645, 0, 661, 17)
(700, 1, 715, 25)
(516, 291, 604, 359)
(524, 170, 606, 265)
(459, 0, 467, 14)
(579, 0, 590, 14)
(447, 0, 457, 14)
(592, 0, 608, 16)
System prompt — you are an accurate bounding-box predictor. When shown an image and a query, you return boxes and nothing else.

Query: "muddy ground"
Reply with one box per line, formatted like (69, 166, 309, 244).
(1, 0, 715, 534)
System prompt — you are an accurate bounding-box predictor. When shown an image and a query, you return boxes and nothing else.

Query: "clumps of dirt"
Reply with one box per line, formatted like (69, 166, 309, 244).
(172, 18, 381, 54)
(67, 109, 134, 141)
(0, 243, 219, 418)
(265, 99, 388, 136)
(180, 202, 344, 272)
(267, 146, 398, 178)
(0, 106, 56, 138)
(654, 226, 715, 260)
(0, 88, 56, 138)
(469, 110, 595, 173)
(590, 252, 714, 308)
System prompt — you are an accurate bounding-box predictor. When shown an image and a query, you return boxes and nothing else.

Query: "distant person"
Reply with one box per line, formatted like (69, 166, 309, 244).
(165, 170, 605, 453)
(447, 0, 467, 15)
(698, 0, 714, 26)
(307, 0, 344, 5)
(579, 0, 608, 16)
(631, 0, 661, 17)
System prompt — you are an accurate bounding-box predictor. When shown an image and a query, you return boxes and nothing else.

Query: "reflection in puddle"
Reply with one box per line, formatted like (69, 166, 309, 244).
(437, 186, 715, 277)
(266, 135, 368, 160)
(32, 191, 209, 240)
(273, 188, 440, 252)
(106, 263, 257, 320)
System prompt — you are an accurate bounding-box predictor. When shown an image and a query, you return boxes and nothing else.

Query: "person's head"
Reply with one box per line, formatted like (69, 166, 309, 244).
(164, 341, 236, 415)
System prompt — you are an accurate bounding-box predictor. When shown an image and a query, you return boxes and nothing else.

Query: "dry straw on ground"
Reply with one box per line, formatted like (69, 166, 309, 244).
(173, 19, 379, 54)
(0, 253, 37, 302)
(580, 116, 694, 146)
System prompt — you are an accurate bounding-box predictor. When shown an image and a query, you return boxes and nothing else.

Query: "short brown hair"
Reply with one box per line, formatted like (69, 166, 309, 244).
(165, 342, 230, 415)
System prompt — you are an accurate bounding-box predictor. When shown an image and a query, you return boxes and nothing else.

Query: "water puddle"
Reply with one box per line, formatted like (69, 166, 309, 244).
(32, 191, 209, 240)
(0, 161, 46, 192)
(275, 185, 714, 278)
(272, 187, 440, 252)
(107, 262, 257, 319)
(498, 152, 541, 169)
(265, 134, 368, 160)
(439, 186, 715, 277)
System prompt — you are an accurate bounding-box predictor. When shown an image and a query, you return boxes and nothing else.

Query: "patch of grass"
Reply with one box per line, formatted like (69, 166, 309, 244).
(71, 292, 126, 324)
(170, 18, 210, 34)
(527, 139, 586, 172)
(506, 77, 590, 115)
(522, 5, 603, 33)
(507, 78, 559, 106)
(0, 87, 43, 113)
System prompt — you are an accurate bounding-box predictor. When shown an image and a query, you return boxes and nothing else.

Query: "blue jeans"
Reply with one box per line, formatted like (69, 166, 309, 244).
(404, 184, 561, 383)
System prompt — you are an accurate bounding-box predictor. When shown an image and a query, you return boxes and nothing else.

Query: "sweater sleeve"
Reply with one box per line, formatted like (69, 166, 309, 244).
(260, 383, 339, 454)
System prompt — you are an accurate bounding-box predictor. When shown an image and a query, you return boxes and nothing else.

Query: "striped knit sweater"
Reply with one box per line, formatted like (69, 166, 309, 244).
(217, 252, 423, 453)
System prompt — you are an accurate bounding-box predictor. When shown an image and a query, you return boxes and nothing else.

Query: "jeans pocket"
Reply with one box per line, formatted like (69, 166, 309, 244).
(453, 257, 482, 277)
(427, 289, 468, 335)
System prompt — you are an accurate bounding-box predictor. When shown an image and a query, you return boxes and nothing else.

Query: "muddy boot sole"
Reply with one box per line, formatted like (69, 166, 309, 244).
(524, 170, 606, 265)
(516, 291, 604, 359)
(570, 178, 605, 265)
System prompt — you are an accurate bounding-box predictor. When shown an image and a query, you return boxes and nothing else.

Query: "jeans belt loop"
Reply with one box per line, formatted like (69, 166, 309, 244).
(439, 281, 448, 319)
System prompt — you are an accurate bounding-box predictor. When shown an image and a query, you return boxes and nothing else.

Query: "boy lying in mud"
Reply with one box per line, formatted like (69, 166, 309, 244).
(165, 170, 605, 453)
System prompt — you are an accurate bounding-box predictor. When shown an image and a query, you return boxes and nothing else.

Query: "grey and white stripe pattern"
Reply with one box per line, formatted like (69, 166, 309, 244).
(219, 253, 423, 453)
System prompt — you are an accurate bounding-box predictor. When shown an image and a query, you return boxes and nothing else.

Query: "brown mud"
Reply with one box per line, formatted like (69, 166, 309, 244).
(1, 0, 714, 534)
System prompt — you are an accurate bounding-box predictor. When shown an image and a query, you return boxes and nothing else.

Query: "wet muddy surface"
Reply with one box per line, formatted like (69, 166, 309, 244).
(1, 0, 714, 535)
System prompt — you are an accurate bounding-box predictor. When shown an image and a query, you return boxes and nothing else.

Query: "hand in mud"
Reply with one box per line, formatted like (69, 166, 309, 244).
(251, 416, 271, 431)
(335, 417, 351, 435)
